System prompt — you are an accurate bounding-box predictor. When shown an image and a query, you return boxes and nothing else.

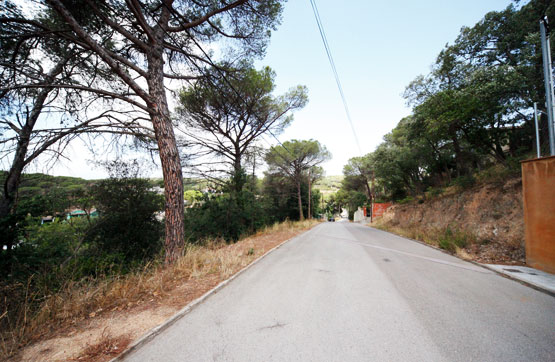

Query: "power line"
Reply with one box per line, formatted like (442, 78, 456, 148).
(308, 0, 362, 154)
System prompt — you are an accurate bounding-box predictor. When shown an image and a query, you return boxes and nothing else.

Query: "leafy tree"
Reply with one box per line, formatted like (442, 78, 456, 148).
(307, 165, 324, 219)
(184, 189, 203, 207)
(178, 65, 308, 192)
(324, 194, 341, 217)
(265, 139, 331, 220)
(405, 0, 555, 170)
(1, 0, 286, 263)
(359, 1, 555, 202)
(342, 155, 373, 201)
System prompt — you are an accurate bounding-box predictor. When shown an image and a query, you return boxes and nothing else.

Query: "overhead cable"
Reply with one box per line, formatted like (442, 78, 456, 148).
(308, 0, 362, 154)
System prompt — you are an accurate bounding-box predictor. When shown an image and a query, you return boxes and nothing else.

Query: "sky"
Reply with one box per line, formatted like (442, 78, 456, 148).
(43, 0, 514, 179)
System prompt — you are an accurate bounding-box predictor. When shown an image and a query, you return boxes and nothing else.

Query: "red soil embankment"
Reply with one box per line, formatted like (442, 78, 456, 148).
(379, 177, 524, 264)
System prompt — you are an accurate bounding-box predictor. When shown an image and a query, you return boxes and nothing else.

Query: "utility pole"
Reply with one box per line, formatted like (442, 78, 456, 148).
(534, 103, 541, 158)
(540, 17, 555, 156)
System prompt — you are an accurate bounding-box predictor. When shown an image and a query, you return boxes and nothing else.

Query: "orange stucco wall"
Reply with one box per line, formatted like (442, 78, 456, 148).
(373, 203, 392, 219)
(521, 156, 555, 274)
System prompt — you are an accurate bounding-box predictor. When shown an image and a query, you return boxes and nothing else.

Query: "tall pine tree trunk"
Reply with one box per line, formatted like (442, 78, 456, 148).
(297, 178, 304, 221)
(233, 149, 243, 193)
(364, 178, 372, 202)
(148, 22, 185, 264)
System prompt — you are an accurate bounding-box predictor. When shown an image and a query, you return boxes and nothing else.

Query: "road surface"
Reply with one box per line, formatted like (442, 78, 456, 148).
(123, 221, 555, 362)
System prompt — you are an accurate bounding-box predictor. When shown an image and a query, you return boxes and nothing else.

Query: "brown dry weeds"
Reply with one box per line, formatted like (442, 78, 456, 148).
(372, 176, 525, 265)
(374, 220, 525, 265)
(9, 219, 319, 362)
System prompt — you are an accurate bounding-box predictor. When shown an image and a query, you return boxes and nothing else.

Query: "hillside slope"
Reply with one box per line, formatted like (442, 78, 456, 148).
(377, 177, 524, 264)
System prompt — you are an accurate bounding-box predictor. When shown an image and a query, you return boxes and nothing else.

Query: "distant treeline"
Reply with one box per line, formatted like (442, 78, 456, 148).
(0, 171, 92, 197)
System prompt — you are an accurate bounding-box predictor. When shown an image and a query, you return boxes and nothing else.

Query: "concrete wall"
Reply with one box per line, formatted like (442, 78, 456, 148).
(522, 156, 555, 274)
(353, 207, 366, 223)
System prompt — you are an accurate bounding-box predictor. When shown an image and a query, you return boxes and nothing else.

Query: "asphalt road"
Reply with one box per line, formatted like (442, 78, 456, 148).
(123, 221, 555, 362)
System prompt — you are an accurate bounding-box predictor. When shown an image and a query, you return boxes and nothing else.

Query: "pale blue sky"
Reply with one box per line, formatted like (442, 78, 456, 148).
(47, 0, 514, 178)
(257, 0, 514, 175)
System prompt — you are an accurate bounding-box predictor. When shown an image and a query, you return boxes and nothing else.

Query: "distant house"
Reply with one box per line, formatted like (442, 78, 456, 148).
(41, 215, 55, 224)
(66, 209, 87, 220)
(66, 208, 99, 220)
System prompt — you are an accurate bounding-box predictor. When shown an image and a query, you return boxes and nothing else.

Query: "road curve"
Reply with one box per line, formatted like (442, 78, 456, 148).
(122, 222, 555, 362)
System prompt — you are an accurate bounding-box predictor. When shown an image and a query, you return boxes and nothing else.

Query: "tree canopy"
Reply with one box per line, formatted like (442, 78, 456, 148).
(1, 0, 287, 263)
(265, 139, 330, 220)
(346, 0, 555, 201)
(177, 64, 308, 192)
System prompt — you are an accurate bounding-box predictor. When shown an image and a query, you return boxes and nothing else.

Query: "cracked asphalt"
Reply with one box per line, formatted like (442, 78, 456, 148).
(122, 222, 555, 362)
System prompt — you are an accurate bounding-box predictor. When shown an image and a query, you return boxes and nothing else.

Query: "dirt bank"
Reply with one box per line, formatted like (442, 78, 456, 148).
(376, 177, 525, 264)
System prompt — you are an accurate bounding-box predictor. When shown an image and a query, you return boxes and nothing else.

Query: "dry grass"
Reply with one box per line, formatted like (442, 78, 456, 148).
(3, 219, 319, 361)
(69, 329, 131, 362)
(372, 219, 476, 252)
(372, 218, 524, 265)
(373, 219, 441, 247)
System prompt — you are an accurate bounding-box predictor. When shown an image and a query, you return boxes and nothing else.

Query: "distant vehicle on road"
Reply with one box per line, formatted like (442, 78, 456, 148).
(328, 216, 335, 222)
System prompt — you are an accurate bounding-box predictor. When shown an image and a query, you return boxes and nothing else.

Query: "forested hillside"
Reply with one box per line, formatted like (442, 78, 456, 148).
(0, 171, 91, 197)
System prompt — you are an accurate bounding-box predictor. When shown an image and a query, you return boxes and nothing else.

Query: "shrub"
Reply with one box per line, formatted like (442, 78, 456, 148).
(397, 196, 414, 204)
(452, 175, 476, 190)
(184, 190, 270, 243)
(87, 176, 164, 263)
(426, 186, 443, 198)
(438, 226, 473, 253)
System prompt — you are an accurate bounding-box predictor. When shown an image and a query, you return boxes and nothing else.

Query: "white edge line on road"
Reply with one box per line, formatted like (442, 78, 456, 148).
(365, 225, 555, 298)
(337, 237, 490, 274)
(110, 225, 319, 361)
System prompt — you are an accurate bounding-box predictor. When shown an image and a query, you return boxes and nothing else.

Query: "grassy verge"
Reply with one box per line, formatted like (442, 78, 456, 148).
(372, 219, 476, 257)
(2, 219, 319, 361)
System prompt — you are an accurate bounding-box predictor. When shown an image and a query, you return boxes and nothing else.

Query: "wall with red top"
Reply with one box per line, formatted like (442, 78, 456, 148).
(373, 203, 392, 219)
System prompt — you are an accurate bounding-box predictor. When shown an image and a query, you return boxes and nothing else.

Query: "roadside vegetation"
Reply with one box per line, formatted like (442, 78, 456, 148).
(330, 1, 552, 258)
(373, 220, 477, 256)
(338, 0, 550, 200)
(0, 157, 327, 359)
(0, 0, 333, 358)
(1, 0, 552, 359)
(336, 0, 553, 206)
(4, 218, 318, 361)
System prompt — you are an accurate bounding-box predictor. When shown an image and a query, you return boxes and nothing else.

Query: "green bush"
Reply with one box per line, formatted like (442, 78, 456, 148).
(475, 159, 522, 185)
(184, 189, 270, 243)
(426, 186, 443, 198)
(438, 226, 473, 253)
(0, 219, 83, 283)
(452, 175, 476, 190)
(397, 196, 414, 204)
(86, 176, 164, 263)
